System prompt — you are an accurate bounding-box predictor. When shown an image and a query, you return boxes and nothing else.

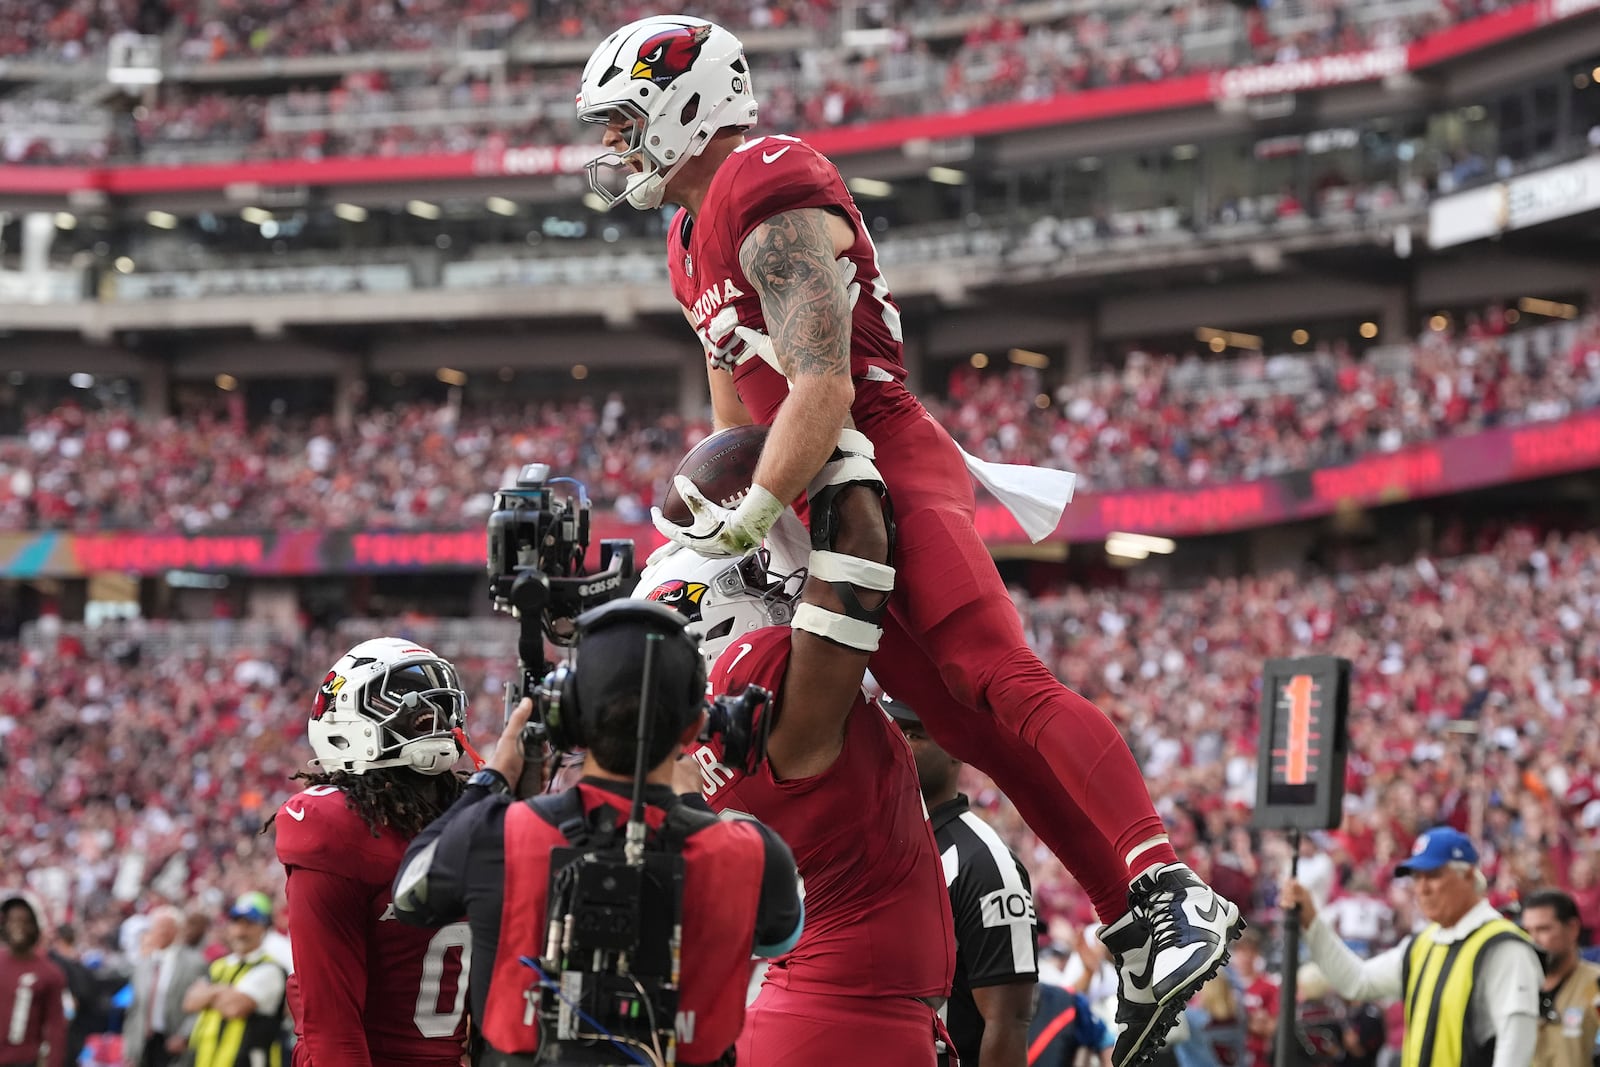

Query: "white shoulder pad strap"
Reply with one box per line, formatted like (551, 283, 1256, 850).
(807, 448, 885, 501)
(809, 550, 894, 592)
(836, 428, 875, 458)
(793, 603, 883, 653)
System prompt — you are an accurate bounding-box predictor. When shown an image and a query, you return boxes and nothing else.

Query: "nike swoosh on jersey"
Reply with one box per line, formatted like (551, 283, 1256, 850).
(762, 147, 791, 164)
(729, 642, 754, 672)
(285, 806, 307, 821)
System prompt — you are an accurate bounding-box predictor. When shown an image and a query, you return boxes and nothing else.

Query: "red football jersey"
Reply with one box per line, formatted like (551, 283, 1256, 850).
(275, 785, 469, 1067)
(0, 950, 66, 1067)
(668, 135, 912, 429)
(688, 626, 955, 999)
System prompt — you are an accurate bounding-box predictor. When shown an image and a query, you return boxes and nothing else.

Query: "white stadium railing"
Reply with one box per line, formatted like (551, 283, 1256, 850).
(111, 263, 414, 301)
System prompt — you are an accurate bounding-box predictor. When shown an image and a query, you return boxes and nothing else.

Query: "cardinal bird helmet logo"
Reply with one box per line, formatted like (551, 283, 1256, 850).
(645, 579, 708, 620)
(631, 24, 713, 87)
(312, 671, 345, 720)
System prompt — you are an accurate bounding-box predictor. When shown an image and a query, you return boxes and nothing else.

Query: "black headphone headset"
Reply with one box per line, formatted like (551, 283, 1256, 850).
(537, 598, 708, 752)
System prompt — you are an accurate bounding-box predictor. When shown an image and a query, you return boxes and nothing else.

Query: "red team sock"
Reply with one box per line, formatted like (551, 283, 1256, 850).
(1123, 834, 1182, 880)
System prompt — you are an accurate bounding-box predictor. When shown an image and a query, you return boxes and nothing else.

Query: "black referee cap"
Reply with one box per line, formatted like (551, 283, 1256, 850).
(881, 694, 921, 725)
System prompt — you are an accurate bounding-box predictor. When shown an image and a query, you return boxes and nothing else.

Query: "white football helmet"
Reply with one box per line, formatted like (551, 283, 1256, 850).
(632, 546, 803, 669)
(307, 638, 465, 775)
(576, 15, 758, 211)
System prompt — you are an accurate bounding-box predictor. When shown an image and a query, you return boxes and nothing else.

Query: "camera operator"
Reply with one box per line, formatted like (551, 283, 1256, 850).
(390, 600, 805, 1067)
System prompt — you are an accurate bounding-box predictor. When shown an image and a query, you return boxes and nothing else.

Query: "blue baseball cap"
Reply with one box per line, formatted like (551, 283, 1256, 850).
(226, 891, 274, 925)
(1395, 826, 1479, 877)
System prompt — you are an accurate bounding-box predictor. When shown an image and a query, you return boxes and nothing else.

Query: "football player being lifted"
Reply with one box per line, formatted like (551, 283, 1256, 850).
(578, 16, 1243, 1065)
(267, 640, 472, 1067)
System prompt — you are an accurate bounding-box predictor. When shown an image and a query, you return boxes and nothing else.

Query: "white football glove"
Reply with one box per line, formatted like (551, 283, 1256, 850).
(651, 477, 785, 559)
(699, 308, 776, 373)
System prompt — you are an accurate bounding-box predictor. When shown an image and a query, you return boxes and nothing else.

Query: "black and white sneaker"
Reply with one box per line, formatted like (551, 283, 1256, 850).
(1107, 863, 1245, 1067)
(1100, 908, 1162, 1067)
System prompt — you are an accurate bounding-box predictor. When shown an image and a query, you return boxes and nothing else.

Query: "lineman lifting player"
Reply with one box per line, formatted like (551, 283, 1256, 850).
(635, 424, 955, 1065)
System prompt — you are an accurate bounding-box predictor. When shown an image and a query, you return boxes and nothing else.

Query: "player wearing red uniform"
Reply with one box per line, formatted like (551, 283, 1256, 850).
(577, 17, 1243, 1066)
(268, 639, 471, 1067)
(634, 473, 955, 1066)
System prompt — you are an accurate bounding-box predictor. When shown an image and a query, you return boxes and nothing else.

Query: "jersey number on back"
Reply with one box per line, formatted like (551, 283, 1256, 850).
(414, 924, 471, 1038)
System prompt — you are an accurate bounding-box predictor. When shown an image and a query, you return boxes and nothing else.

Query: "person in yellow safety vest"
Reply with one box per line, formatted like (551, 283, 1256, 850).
(1282, 826, 1540, 1067)
(181, 893, 287, 1067)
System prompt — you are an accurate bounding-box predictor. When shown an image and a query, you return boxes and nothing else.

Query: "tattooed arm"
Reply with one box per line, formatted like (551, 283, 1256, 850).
(741, 207, 857, 507)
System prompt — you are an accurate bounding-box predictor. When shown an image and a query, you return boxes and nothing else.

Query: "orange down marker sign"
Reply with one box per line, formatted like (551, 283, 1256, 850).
(1253, 656, 1349, 830)
(1279, 673, 1317, 786)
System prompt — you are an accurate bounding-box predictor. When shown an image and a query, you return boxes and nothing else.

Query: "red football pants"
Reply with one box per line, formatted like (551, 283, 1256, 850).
(737, 983, 939, 1067)
(862, 400, 1169, 918)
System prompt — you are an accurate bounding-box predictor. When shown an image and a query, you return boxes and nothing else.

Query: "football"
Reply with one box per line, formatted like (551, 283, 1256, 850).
(660, 424, 770, 525)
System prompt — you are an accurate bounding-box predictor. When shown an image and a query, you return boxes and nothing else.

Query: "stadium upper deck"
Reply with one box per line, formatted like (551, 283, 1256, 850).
(0, 0, 1596, 197)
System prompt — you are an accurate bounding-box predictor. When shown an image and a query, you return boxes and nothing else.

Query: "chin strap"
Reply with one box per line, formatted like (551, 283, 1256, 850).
(452, 727, 486, 771)
(625, 167, 667, 211)
(312, 733, 465, 775)
(398, 736, 464, 775)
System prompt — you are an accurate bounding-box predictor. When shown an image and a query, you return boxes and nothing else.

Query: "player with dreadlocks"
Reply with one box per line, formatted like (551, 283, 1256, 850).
(267, 638, 475, 1067)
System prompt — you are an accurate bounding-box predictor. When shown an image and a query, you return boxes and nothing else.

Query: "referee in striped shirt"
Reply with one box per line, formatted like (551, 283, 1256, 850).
(888, 695, 1039, 1067)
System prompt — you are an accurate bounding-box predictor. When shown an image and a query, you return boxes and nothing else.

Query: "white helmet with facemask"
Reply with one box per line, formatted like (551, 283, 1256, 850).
(576, 15, 758, 211)
(632, 545, 803, 670)
(307, 638, 466, 775)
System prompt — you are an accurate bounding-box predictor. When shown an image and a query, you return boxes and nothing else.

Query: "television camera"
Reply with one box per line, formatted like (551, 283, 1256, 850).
(487, 463, 636, 758)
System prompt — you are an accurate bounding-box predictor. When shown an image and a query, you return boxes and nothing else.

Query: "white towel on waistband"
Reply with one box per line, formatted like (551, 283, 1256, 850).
(958, 447, 1077, 543)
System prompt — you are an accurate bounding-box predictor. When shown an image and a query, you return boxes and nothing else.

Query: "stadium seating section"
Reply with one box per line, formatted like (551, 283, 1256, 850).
(5, 312, 1596, 531)
(0, 0, 1514, 164)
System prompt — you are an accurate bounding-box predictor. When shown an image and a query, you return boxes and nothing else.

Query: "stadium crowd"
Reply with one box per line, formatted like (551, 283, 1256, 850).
(4, 312, 1597, 532)
(2, 520, 1596, 1052)
(1, 0, 1523, 165)
(3, 0, 1504, 65)
(168, 0, 834, 62)
(934, 310, 1600, 490)
(1006, 521, 1600, 933)
(0, 392, 703, 531)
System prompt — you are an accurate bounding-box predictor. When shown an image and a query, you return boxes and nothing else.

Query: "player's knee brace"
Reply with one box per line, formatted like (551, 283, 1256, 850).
(795, 429, 896, 653)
